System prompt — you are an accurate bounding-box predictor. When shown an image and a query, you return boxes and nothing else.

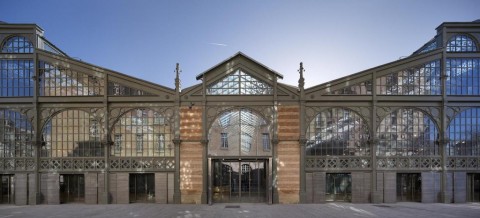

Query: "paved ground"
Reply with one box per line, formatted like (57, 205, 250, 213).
(0, 203, 480, 218)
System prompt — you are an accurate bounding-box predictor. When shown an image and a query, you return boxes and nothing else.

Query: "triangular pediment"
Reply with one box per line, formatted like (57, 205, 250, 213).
(183, 52, 290, 97)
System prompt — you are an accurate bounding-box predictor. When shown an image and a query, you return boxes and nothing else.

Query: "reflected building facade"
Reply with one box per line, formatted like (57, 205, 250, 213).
(1, 20, 480, 205)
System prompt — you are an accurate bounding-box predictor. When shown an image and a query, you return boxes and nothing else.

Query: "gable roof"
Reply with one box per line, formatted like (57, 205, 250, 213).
(195, 52, 283, 80)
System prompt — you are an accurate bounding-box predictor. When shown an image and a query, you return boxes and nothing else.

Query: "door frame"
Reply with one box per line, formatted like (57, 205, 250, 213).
(208, 157, 272, 204)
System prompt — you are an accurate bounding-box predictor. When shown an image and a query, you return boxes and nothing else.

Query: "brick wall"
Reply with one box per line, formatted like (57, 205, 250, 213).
(277, 106, 300, 203)
(179, 106, 203, 203)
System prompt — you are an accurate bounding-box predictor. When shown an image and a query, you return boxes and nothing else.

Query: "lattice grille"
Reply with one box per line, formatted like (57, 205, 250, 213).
(305, 157, 371, 170)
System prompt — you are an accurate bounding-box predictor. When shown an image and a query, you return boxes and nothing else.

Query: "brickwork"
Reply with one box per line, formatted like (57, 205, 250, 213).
(277, 106, 300, 203)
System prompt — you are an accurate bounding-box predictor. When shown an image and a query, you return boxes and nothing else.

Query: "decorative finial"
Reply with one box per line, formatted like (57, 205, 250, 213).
(298, 62, 305, 89)
(175, 63, 181, 92)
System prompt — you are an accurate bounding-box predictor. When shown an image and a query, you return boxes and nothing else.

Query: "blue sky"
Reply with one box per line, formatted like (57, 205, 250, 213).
(1, 0, 479, 88)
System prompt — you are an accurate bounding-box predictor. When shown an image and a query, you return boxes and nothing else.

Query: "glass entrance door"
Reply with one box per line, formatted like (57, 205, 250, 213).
(129, 173, 155, 203)
(212, 159, 267, 203)
(0, 175, 14, 204)
(467, 173, 480, 202)
(326, 173, 351, 202)
(397, 173, 421, 202)
(60, 174, 85, 203)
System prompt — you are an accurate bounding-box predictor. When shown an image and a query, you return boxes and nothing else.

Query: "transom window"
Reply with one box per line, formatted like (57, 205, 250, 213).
(42, 110, 102, 157)
(0, 109, 35, 157)
(208, 109, 270, 156)
(377, 108, 439, 156)
(111, 108, 172, 157)
(306, 108, 369, 156)
(207, 69, 273, 95)
(446, 35, 478, 52)
(447, 108, 480, 156)
(1, 36, 34, 53)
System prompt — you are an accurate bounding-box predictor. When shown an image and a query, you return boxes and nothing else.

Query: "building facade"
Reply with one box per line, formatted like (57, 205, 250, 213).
(0, 20, 480, 205)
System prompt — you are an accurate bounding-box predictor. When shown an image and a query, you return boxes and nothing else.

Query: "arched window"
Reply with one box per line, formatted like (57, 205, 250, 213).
(306, 108, 369, 156)
(447, 108, 480, 156)
(111, 109, 172, 157)
(42, 110, 102, 157)
(1, 36, 34, 53)
(446, 35, 478, 52)
(0, 109, 34, 157)
(208, 109, 270, 156)
(377, 108, 439, 156)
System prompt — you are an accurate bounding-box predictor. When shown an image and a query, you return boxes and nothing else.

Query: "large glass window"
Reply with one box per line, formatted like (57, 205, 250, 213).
(447, 108, 480, 156)
(0, 109, 34, 157)
(39, 61, 104, 96)
(306, 108, 369, 156)
(376, 60, 441, 95)
(208, 109, 270, 156)
(377, 108, 439, 156)
(42, 109, 102, 157)
(111, 109, 173, 157)
(1, 36, 33, 53)
(446, 35, 478, 52)
(0, 60, 34, 97)
(207, 69, 273, 95)
(107, 81, 154, 96)
(446, 58, 480, 95)
(326, 80, 372, 95)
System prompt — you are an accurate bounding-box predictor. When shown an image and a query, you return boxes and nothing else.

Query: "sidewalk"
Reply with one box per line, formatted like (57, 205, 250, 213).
(1, 202, 479, 218)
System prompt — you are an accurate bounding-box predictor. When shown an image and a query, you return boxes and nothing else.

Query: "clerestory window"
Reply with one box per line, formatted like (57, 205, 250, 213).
(207, 69, 273, 95)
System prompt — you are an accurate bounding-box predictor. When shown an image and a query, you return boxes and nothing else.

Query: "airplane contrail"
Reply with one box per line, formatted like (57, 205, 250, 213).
(208, 42, 228, 47)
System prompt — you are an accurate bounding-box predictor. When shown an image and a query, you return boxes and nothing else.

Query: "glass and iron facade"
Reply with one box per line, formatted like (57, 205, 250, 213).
(1, 20, 480, 205)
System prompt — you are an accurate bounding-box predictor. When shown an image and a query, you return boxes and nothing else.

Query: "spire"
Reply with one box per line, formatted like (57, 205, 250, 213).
(175, 63, 181, 93)
(298, 62, 305, 90)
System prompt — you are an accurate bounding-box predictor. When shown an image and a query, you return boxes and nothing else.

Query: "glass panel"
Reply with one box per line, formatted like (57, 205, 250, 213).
(396, 173, 421, 202)
(0, 109, 35, 157)
(129, 173, 155, 203)
(107, 81, 154, 96)
(467, 174, 480, 202)
(39, 61, 104, 96)
(212, 159, 266, 203)
(208, 109, 270, 156)
(376, 60, 441, 95)
(60, 174, 85, 203)
(306, 108, 369, 156)
(0, 175, 14, 204)
(446, 58, 480, 95)
(207, 69, 273, 95)
(325, 173, 351, 202)
(447, 108, 480, 156)
(326, 80, 372, 95)
(377, 108, 439, 156)
(41, 110, 102, 157)
(1, 36, 34, 53)
(111, 109, 173, 157)
(446, 35, 478, 52)
(0, 59, 34, 97)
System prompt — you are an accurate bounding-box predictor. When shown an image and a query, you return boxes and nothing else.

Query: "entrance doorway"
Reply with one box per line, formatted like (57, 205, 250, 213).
(60, 174, 85, 203)
(397, 173, 421, 202)
(212, 159, 267, 203)
(129, 173, 155, 203)
(0, 175, 14, 204)
(467, 173, 480, 202)
(326, 173, 351, 202)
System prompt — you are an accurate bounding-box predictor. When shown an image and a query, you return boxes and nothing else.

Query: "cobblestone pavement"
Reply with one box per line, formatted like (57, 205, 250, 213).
(1, 203, 480, 218)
